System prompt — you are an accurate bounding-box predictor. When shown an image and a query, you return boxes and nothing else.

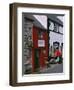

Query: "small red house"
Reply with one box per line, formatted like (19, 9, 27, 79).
(32, 26, 48, 72)
(23, 14, 48, 72)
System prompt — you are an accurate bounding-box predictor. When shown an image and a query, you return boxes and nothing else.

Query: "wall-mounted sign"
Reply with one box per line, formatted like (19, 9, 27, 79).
(38, 40, 45, 47)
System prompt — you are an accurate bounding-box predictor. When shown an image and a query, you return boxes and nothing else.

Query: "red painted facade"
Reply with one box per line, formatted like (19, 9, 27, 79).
(32, 26, 48, 72)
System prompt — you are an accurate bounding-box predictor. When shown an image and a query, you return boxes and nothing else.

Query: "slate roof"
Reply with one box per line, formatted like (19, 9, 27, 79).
(47, 14, 63, 26)
(23, 14, 46, 30)
(23, 13, 63, 30)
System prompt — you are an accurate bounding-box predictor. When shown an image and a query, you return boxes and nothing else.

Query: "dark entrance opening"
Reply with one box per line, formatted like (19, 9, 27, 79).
(34, 49, 40, 72)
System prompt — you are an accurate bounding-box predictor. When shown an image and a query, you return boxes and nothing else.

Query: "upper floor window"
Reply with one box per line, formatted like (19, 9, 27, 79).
(54, 23, 59, 32)
(59, 26, 63, 34)
(48, 21, 54, 31)
(48, 20, 63, 34)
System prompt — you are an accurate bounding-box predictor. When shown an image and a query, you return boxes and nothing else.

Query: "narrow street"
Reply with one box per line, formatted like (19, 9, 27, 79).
(39, 63, 63, 74)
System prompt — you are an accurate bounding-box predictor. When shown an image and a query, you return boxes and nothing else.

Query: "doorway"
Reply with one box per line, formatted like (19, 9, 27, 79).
(34, 49, 40, 72)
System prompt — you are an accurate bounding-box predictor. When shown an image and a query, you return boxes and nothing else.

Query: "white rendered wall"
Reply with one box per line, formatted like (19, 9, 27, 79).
(50, 32, 63, 46)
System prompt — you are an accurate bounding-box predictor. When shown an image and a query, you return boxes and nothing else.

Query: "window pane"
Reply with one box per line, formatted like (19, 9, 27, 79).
(49, 21, 54, 30)
(54, 23, 59, 32)
(59, 26, 63, 34)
